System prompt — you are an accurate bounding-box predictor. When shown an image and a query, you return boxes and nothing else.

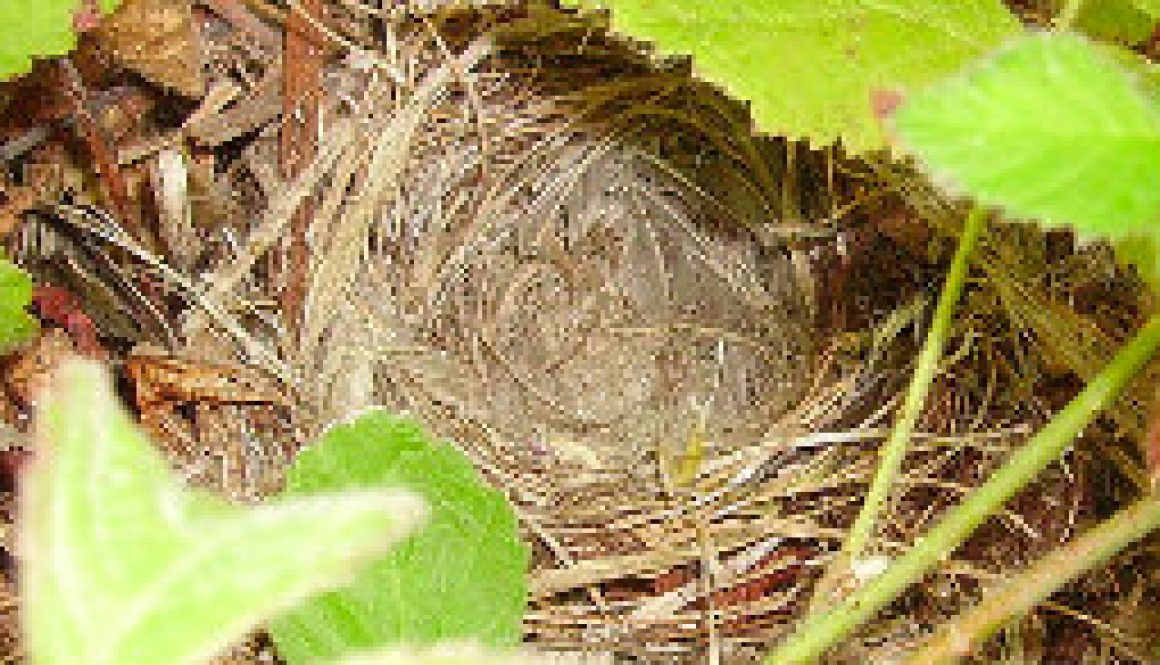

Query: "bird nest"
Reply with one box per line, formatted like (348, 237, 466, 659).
(19, 3, 1141, 663)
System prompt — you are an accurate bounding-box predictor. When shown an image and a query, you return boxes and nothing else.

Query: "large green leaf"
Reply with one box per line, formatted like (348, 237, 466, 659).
(1078, 0, 1157, 44)
(21, 360, 427, 665)
(892, 33, 1160, 238)
(0, 0, 121, 80)
(270, 412, 529, 664)
(564, 0, 1021, 152)
(0, 258, 39, 355)
(334, 643, 566, 665)
(1132, 0, 1160, 19)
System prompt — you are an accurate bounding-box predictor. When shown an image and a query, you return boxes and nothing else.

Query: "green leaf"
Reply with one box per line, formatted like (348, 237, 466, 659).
(21, 359, 427, 665)
(892, 33, 1160, 238)
(0, 258, 39, 355)
(0, 0, 122, 81)
(564, 0, 1021, 152)
(1131, 0, 1160, 19)
(1078, 0, 1157, 45)
(270, 411, 529, 664)
(332, 643, 567, 665)
(1116, 232, 1160, 294)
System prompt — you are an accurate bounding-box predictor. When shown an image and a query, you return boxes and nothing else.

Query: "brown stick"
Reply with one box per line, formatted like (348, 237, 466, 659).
(57, 59, 175, 343)
(57, 59, 152, 249)
(278, 0, 323, 336)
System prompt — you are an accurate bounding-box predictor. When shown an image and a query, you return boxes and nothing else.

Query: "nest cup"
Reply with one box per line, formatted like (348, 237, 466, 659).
(146, 4, 1085, 663)
(277, 6, 832, 660)
(300, 30, 817, 462)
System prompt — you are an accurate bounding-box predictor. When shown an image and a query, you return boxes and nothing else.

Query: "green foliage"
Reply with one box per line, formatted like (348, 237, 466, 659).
(0, 258, 39, 355)
(1078, 0, 1157, 44)
(0, 0, 121, 81)
(564, 0, 1021, 152)
(1117, 233, 1160, 293)
(14, 4, 1160, 665)
(773, 11, 1160, 663)
(335, 644, 561, 665)
(1132, 0, 1160, 19)
(270, 411, 529, 664)
(21, 360, 428, 665)
(891, 33, 1160, 239)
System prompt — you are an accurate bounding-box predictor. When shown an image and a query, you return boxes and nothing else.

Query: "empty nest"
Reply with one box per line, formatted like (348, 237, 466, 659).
(11, 2, 1156, 663)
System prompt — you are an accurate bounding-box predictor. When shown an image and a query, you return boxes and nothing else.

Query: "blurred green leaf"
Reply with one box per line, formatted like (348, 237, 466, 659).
(0, 256, 37, 355)
(22, 360, 427, 665)
(1078, 0, 1156, 45)
(0, 258, 38, 355)
(0, 0, 122, 80)
(1116, 232, 1160, 295)
(1131, 0, 1160, 19)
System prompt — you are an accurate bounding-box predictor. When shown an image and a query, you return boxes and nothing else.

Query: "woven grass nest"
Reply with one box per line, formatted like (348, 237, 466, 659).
(19, 2, 1159, 663)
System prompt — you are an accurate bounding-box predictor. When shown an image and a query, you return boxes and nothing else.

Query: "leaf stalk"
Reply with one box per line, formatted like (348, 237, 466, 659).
(808, 206, 986, 611)
(767, 312, 1160, 665)
(903, 493, 1160, 664)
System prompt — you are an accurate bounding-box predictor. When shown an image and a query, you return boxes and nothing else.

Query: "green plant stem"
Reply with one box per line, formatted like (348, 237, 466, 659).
(765, 312, 1160, 665)
(1053, 0, 1085, 32)
(902, 494, 1160, 665)
(809, 206, 985, 611)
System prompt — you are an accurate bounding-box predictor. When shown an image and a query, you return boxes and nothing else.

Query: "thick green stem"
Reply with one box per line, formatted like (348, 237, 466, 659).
(766, 313, 1160, 665)
(809, 207, 985, 612)
(904, 495, 1160, 665)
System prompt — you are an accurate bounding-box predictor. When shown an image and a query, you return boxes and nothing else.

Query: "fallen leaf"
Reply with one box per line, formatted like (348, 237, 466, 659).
(95, 0, 205, 98)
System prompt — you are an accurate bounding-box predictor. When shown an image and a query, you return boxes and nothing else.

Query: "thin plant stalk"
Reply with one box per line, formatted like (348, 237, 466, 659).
(810, 206, 986, 610)
(903, 494, 1160, 665)
(766, 312, 1160, 665)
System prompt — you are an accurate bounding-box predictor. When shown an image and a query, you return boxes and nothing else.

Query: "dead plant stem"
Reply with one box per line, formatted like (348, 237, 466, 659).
(279, 0, 323, 335)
